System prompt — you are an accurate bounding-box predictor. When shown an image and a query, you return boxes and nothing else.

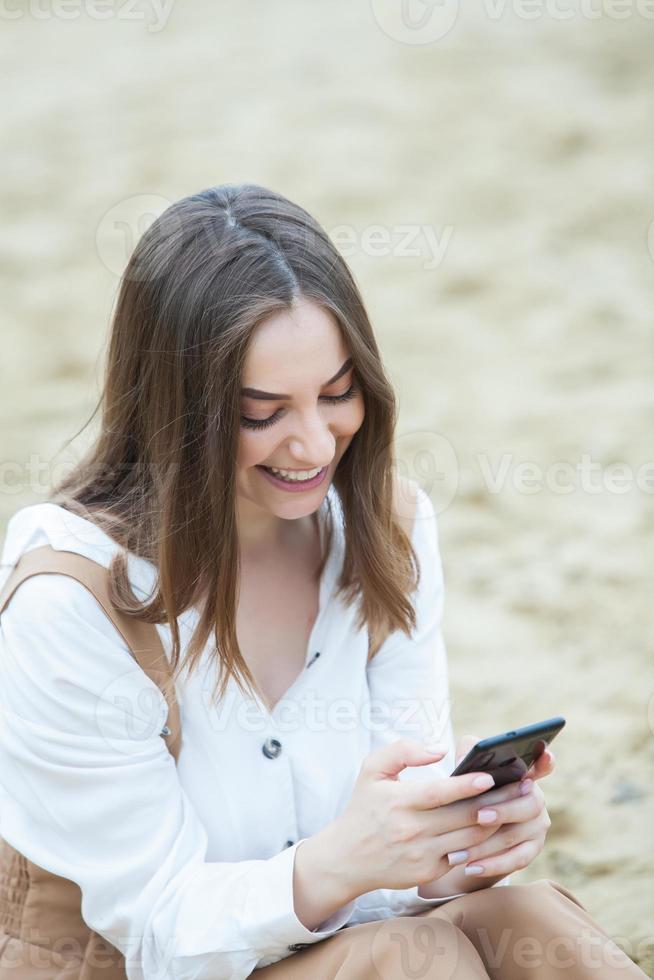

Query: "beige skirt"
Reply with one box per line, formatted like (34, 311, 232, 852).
(255, 878, 648, 979)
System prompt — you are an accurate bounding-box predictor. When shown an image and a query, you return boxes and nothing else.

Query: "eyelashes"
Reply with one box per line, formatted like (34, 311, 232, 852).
(240, 382, 358, 431)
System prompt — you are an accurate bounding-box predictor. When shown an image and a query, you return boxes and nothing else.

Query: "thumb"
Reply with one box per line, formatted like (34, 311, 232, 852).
(366, 737, 449, 780)
(455, 733, 481, 767)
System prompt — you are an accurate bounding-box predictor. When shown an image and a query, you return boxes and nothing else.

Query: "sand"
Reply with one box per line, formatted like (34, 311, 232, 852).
(1, 1, 652, 973)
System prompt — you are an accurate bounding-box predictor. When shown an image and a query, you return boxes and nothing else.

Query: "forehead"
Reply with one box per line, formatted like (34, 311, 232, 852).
(242, 301, 349, 385)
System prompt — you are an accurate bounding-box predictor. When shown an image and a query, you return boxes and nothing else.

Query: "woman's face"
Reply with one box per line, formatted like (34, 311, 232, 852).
(236, 298, 365, 522)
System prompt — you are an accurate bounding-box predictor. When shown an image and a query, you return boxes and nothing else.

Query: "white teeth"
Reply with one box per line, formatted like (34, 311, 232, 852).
(268, 466, 322, 482)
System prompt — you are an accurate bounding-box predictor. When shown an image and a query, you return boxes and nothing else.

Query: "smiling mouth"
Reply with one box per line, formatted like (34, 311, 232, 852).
(258, 464, 324, 479)
(255, 464, 330, 488)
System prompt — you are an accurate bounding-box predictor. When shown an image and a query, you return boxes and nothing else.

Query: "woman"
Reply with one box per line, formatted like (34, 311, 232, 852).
(0, 183, 646, 979)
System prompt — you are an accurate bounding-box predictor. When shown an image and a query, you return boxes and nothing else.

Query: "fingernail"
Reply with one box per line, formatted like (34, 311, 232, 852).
(520, 779, 534, 795)
(425, 742, 447, 755)
(464, 865, 484, 875)
(447, 850, 469, 866)
(472, 774, 494, 789)
(477, 808, 498, 824)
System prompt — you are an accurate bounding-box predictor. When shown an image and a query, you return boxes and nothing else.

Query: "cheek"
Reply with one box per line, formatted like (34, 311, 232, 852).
(237, 430, 280, 469)
(341, 394, 365, 436)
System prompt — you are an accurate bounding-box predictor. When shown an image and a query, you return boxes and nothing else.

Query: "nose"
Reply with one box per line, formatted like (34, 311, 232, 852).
(287, 410, 336, 468)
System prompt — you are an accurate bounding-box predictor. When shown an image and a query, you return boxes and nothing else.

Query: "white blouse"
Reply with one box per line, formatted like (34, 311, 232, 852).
(0, 483, 509, 980)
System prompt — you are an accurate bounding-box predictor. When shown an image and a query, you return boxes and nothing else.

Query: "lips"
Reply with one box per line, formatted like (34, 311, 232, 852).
(256, 464, 329, 492)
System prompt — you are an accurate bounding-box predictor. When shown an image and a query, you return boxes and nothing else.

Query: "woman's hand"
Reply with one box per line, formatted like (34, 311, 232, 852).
(523, 743, 556, 782)
(448, 733, 555, 879)
(319, 736, 528, 899)
(448, 778, 551, 878)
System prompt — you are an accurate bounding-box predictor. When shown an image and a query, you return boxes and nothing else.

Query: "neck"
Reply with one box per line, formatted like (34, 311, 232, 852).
(236, 500, 320, 557)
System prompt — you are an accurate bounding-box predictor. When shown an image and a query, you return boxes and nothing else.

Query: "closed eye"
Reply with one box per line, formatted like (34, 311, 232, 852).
(240, 382, 358, 431)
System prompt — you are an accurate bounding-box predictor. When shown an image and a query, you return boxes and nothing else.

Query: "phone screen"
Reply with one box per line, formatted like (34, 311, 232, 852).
(450, 716, 565, 788)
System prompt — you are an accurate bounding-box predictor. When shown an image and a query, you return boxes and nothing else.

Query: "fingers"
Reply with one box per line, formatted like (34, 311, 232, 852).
(405, 769, 498, 811)
(364, 737, 451, 780)
(454, 733, 481, 767)
(401, 746, 553, 814)
(473, 779, 528, 808)
(459, 812, 545, 861)
(462, 837, 543, 877)
(448, 808, 550, 875)
(406, 768, 530, 814)
(431, 781, 543, 842)
(458, 805, 551, 875)
(524, 747, 556, 781)
(475, 782, 545, 828)
(436, 820, 499, 858)
(425, 783, 545, 850)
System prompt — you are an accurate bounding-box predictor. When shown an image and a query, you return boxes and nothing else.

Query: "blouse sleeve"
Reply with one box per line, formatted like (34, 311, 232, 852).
(349, 485, 511, 921)
(0, 572, 356, 980)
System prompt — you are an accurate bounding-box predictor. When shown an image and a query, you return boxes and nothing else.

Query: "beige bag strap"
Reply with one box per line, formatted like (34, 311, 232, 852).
(0, 544, 182, 763)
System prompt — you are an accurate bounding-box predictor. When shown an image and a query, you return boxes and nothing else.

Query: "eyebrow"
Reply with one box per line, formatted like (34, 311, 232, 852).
(240, 357, 353, 400)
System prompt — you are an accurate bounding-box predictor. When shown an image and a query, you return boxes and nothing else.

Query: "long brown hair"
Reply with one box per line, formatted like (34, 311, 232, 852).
(50, 183, 422, 707)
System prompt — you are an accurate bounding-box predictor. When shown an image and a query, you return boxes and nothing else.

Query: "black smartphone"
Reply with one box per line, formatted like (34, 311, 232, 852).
(449, 716, 566, 788)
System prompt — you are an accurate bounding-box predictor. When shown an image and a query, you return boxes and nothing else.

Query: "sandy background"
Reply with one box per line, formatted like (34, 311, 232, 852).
(1, 1, 653, 973)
